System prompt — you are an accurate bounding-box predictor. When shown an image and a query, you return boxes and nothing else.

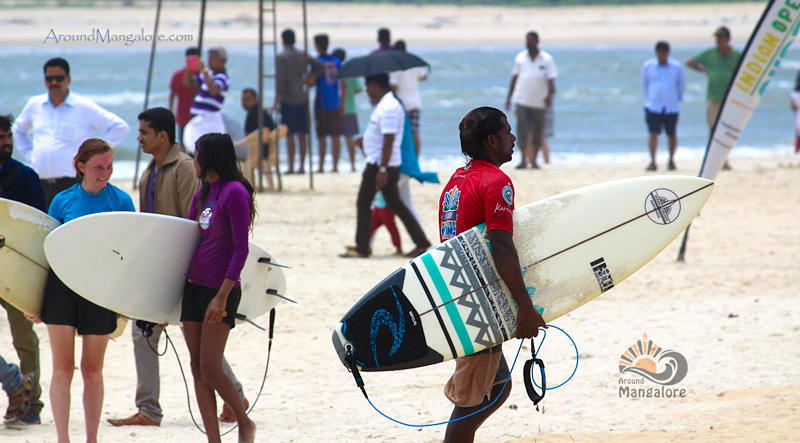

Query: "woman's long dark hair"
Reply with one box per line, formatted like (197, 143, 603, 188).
(458, 106, 507, 162)
(194, 133, 257, 230)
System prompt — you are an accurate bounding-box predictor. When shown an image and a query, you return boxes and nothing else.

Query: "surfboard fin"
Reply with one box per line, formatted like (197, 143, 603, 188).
(266, 288, 297, 304)
(257, 257, 291, 268)
(234, 314, 266, 331)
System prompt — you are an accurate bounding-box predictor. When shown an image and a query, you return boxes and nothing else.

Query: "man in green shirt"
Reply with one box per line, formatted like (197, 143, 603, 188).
(333, 48, 362, 172)
(687, 26, 741, 169)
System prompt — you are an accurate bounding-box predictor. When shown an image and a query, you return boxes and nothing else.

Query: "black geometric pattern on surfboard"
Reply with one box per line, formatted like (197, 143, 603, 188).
(431, 227, 516, 350)
(461, 228, 517, 340)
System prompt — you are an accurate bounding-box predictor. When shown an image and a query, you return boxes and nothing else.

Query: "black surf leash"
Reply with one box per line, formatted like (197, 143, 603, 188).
(343, 324, 579, 426)
(137, 308, 278, 437)
(523, 335, 547, 410)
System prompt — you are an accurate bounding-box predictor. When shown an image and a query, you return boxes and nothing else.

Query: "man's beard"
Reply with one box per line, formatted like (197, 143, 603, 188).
(0, 145, 12, 162)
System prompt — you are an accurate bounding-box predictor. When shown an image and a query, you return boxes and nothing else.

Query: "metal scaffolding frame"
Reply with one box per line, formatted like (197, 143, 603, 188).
(133, 0, 313, 192)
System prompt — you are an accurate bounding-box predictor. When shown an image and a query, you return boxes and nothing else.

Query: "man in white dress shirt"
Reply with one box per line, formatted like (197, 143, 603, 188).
(505, 31, 557, 170)
(12, 57, 129, 208)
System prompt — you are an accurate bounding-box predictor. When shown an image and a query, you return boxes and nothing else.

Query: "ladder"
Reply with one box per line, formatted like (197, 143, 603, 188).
(258, 0, 281, 192)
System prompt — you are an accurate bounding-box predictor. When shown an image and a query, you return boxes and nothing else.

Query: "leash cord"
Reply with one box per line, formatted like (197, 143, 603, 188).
(159, 312, 275, 437)
(531, 324, 579, 390)
(364, 323, 578, 428)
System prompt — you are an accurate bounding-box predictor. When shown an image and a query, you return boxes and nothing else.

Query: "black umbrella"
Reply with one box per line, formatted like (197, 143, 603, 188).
(335, 50, 429, 79)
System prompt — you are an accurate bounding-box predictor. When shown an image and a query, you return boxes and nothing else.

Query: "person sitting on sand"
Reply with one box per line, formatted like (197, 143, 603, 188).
(28, 138, 135, 443)
(439, 107, 547, 443)
(182, 133, 257, 443)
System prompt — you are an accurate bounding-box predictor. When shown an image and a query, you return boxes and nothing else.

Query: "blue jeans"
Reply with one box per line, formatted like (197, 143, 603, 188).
(0, 355, 23, 393)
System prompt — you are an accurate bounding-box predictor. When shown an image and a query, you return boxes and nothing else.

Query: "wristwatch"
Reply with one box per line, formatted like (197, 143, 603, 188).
(378, 166, 387, 173)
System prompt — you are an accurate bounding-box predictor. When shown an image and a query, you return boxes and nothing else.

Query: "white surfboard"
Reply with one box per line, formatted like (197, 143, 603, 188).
(0, 198, 60, 316)
(332, 176, 713, 371)
(43, 212, 287, 325)
(1, 198, 129, 339)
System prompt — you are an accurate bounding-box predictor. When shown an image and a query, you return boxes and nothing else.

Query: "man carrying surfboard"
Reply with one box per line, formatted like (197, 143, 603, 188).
(439, 107, 547, 443)
(0, 114, 46, 428)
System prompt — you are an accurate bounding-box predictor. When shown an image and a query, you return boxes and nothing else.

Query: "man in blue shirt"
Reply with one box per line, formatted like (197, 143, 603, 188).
(641, 41, 685, 171)
(0, 114, 45, 428)
(313, 34, 343, 173)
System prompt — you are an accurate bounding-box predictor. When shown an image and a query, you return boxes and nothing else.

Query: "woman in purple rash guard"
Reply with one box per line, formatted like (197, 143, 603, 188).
(182, 133, 257, 443)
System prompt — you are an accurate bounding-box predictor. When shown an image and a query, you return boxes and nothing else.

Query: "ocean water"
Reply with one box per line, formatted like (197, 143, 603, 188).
(2, 42, 798, 179)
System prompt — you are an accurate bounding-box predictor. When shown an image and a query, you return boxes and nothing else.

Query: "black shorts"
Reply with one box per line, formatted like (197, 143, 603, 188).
(180, 280, 241, 329)
(280, 102, 309, 134)
(315, 108, 343, 137)
(40, 271, 118, 335)
(645, 108, 679, 136)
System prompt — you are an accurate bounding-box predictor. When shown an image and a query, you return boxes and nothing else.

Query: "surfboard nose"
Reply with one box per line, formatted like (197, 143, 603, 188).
(331, 324, 352, 368)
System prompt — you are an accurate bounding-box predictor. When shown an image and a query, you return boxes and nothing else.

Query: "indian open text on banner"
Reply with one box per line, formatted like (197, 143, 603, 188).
(700, 0, 800, 180)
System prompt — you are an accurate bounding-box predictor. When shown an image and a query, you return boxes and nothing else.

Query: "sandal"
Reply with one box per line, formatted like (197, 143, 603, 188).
(3, 375, 32, 423)
(106, 412, 160, 427)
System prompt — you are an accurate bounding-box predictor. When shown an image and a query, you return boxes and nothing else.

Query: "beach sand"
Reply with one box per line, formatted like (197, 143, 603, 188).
(2, 1, 799, 442)
(2, 155, 799, 443)
(0, 2, 770, 46)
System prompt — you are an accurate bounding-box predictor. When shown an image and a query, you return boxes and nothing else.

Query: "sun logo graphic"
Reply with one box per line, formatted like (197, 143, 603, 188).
(619, 333, 688, 386)
(617, 333, 689, 398)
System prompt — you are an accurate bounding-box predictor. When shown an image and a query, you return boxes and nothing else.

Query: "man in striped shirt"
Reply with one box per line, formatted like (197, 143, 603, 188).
(182, 47, 230, 153)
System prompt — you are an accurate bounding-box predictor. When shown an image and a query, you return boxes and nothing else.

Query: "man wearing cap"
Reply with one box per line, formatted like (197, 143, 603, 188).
(687, 26, 741, 169)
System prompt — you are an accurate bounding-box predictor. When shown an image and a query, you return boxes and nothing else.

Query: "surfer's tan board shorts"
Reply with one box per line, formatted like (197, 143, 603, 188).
(444, 345, 508, 408)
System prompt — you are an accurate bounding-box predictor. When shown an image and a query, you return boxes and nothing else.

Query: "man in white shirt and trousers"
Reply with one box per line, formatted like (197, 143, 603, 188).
(13, 57, 129, 209)
(341, 73, 431, 259)
(505, 31, 557, 170)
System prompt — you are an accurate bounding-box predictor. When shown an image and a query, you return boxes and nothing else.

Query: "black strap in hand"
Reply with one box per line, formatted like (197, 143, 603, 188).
(523, 338, 546, 406)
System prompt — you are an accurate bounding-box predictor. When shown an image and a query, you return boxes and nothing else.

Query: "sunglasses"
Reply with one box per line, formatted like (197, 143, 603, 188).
(45, 75, 67, 83)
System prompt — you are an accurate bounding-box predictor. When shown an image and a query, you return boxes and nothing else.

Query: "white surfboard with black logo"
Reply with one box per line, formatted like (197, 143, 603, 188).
(332, 176, 713, 372)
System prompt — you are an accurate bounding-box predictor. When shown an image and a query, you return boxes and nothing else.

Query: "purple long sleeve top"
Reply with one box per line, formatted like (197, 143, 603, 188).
(187, 180, 250, 288)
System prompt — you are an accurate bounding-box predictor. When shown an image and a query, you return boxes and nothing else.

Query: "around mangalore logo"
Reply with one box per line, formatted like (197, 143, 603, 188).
(618, 333, 688, 398)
